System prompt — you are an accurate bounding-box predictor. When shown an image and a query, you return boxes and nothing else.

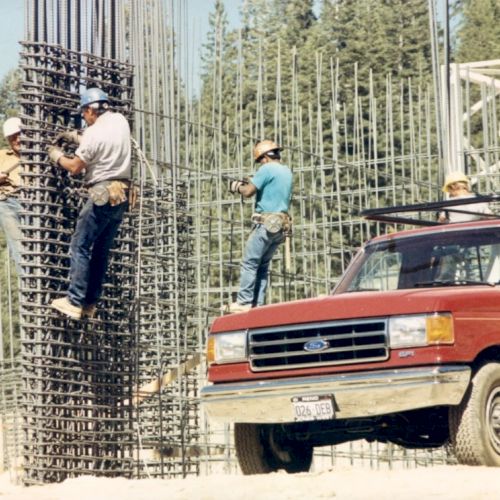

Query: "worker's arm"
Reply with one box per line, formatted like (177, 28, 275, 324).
(47, 145, 86, 175)
(229, 178, 257, 198)
(238, 181, 257, 198)
(58, 155, 87, 176)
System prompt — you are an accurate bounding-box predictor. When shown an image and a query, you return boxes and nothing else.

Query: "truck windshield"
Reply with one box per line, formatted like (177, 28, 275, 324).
(336, 228, 500, 293)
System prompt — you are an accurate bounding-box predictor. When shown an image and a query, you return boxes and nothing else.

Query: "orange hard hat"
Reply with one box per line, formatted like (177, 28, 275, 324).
(253, 140, 282, 162)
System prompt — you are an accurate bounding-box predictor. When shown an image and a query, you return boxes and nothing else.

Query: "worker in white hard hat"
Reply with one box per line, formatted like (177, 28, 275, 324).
(223, 139, 293, 314)
(46, 87, 132, 320)
(438, 171, 492, 223)
(0, 117, 23, 274)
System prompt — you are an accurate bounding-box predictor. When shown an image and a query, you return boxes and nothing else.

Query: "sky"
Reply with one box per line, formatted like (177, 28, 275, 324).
(0, 0, 242, 83)
(0, 1, 445, 88)
(0, 2, 24, 80)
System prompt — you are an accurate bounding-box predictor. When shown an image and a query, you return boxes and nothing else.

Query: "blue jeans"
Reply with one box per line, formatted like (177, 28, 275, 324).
(237, 224, 285, 307)
(0, 197, 22, 275)
(67, 199, 128, 307)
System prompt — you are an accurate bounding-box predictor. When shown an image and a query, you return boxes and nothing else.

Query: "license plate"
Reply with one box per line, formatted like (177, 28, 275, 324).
(291, 395, 335, 422)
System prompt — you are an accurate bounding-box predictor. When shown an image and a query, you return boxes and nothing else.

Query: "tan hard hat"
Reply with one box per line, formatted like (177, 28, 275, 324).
(442, 171, 470, 193)
(253, 140, 282, 162)
(3, 117, 21, 139)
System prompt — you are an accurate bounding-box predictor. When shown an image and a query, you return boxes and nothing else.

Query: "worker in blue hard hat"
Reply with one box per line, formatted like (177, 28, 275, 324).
(0, 117, 23, 274)
(47, 87, 133, 320)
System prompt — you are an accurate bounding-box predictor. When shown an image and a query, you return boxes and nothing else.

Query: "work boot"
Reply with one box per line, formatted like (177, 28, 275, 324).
(224, 302, 252, 314)
(82, 304, 97, 319)
(51, 297, 82, 320)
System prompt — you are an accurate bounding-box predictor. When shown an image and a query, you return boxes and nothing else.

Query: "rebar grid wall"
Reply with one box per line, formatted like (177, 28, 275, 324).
(0, 253, 21, 475)
(187, 77, 449, 472)
(133, 179, 199, 478)
(19, 42, 136, 484)
(15, 0, 200, 483)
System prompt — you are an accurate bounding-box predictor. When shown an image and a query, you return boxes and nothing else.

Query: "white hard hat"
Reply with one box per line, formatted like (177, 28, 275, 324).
(3, 117, 21, 139)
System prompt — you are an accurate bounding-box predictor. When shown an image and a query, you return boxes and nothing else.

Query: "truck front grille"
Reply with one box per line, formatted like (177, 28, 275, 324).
(249, 318, 388, 371)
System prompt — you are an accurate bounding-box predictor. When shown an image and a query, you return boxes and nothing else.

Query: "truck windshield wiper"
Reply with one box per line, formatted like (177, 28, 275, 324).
(414, 280, 497, 288)
(345, 287, 380, 292)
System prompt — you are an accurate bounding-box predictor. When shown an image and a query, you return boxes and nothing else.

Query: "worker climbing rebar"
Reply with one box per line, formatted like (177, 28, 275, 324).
(223, 140, 293, 314)
(46, 87, 133, 320)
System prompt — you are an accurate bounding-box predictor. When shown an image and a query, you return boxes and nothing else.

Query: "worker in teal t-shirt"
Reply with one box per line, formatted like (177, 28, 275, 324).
(225, 140, 292, 314)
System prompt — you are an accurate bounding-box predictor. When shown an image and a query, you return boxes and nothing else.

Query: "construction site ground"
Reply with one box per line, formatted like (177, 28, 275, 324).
(1, 465, 500, 500)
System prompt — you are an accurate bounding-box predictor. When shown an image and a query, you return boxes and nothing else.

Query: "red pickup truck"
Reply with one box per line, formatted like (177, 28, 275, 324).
(201, 205, 500, 474)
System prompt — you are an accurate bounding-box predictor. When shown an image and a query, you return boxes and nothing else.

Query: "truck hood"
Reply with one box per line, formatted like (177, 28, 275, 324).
(212, 286, 499, 332)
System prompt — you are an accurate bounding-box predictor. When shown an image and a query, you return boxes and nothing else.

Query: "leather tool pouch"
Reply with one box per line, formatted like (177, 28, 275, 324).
(88, 180, 129, 206)
(263, 213, 283, 234)
(88, 181, 110, 206)
(107, 180, 128, 206)
(252, 213, 291, 234)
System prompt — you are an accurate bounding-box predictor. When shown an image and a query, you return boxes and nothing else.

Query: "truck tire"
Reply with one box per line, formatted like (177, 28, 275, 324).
(449, 363, 500, 466)
(234, 423, 313, 475)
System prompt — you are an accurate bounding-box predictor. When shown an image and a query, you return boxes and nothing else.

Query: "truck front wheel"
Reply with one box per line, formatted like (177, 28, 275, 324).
(449, 363, 500, 466)
(234, 423, 313, 475)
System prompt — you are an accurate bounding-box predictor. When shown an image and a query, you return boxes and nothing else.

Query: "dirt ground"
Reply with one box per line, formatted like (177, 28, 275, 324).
(1, 465, 500, 499)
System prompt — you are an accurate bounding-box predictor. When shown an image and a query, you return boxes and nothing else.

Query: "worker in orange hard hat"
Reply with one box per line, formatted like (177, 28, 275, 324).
(224, 139, 293, 314)
(0, 117, 23, 274)
(438, 171, 492, 223)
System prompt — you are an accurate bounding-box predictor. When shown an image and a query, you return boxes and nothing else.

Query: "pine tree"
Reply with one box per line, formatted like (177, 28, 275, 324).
(198, 0, 241, 158)
(455, 0, 500, 62)
(0, 69, 22, 149)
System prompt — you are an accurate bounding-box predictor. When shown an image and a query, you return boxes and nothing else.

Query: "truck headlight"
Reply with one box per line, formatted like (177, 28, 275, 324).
(207, 331, 247, 365)
(389, 313, 454, 348)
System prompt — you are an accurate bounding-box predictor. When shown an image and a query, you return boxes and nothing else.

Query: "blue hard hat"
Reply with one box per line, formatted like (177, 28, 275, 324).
(79, 87, 109, 109)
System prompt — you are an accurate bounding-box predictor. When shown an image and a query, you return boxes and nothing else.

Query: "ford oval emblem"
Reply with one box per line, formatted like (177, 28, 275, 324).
(304, 338, 330, 352)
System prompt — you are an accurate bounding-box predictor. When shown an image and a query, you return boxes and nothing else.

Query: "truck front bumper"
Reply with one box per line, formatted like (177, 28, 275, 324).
(201, 365, 471, 423)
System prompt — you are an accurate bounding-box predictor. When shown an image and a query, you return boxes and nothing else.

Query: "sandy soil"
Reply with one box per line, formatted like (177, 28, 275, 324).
(1, 465, 500, 500)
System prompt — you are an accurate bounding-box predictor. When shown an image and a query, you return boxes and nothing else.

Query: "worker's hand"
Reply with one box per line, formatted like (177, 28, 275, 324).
(437, 211, 449, 224)
(0, 172, 8, 184)
(107, 180, 128, 206)
(229, 179, 246, 194)
(54, 130, 81, 145)
(128, 185, 138, 210)
(47, 145, 64, 166)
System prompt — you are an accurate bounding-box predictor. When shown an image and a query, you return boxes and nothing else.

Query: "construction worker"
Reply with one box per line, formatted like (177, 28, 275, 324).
(47, 87, 131, 320)
(225, 140, 292, 313)
(0, 117, 23, 274)
(439, 172, 492, 223)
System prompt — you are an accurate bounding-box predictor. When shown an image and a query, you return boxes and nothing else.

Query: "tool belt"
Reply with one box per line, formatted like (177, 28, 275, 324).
(87, 179, 136, 207)
(251, 212, 292, 234)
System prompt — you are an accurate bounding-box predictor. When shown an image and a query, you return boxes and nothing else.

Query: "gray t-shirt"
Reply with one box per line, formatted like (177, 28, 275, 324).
(75, 111, 131, 185)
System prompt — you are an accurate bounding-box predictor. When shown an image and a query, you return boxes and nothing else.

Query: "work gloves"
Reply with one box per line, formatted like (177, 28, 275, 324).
(54, 130, 81, 145)
(47, 129, 81, 166)
(47, 145, 64, 166)
(229, 179, 247, 194)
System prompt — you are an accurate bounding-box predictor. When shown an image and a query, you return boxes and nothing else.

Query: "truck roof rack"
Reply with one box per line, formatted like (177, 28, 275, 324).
(361, 194, 500, 227)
